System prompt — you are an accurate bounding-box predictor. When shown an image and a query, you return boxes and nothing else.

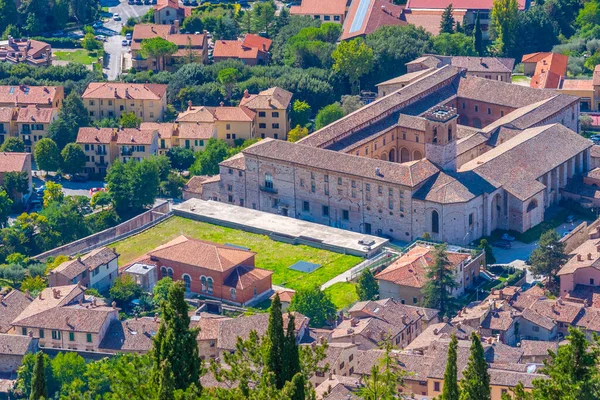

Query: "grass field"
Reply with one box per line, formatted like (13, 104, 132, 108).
(511, 75, 530, 83)
(110, 216, 362, 291)
(54, 50, 95, 64)
(324, 282, 359, 311)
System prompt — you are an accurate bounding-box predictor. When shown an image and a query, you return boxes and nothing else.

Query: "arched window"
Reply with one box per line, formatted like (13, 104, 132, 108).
(182, 274, 191, 291)
(401, 148, 410, 163)
(264, 173, 273, 189)
(527, 199, 538, 212)
(160, 266, 167, 279)
(432, 210, 440, 234)
(201, 276, 207, 292)
(167, 268, 173, 279)
(432, 126, 438, 143)
(230, 288, 236, 300)
(207, 277, 213, 294)
(413, 150, 423, 160)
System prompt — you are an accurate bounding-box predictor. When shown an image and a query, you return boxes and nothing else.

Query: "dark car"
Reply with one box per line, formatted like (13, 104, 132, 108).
(49, 174, 62, 182)
(492, 240, 511, 249)
(128, 0, 134, 4)
(71, 173, 89, 182)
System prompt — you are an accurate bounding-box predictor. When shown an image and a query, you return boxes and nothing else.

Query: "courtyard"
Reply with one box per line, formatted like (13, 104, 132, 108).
(110, 216, 362, 291)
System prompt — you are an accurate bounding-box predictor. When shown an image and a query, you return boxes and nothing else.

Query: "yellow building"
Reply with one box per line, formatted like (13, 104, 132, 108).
(82, 82, 168, 122)
(76, 127, 118, 177)
(16, 105, 58, 152)
(176, 102, 254, 147)
(140, 122, 178, 155)
(0, 107, 17, 144)
(116, 127, 159, 163)
(239, 87, 292, 140)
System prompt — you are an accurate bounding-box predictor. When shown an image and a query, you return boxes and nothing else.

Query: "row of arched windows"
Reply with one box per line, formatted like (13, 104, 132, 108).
(160, 267, 213, 294)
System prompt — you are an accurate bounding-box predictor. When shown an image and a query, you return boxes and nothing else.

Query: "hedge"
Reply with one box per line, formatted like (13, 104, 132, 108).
(32, 37, 82, 49)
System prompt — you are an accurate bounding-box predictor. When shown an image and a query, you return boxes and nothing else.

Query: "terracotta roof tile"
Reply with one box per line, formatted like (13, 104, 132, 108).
(177, 123, 215, 140)
(0, 85, 63, 106)
(99, 317, 160, 353)
(115, 128, 156, 145)
(0, 333, 33, 356)
(16, 106, 56, 124)
(140, 122, 176, 139)
(0, 152, 28, 173)
(407, 0, 526, 10)
(241, 34, 272, 51)
(222, 265, 272, 290)
(341, 0, 405, 40)
(520, 339, 557, 357)
(82, 82, 167, 100)
(289, 0, 347, 17)
(219, 152, 246, 170)
(0, 290, 32, 333)
(148, 235, 256, 272)
(76, 127, 115, 144)
(213, 40, 261, 59)
(0, 107, 14, 123)
(239, 87, 293, 110)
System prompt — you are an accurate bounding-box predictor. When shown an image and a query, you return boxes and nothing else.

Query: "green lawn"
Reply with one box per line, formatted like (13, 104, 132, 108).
(110, 216, 362, 291)
(54, 50, 95, 65)
(324, 282, 359, 311)
(511, 75, 530, 83)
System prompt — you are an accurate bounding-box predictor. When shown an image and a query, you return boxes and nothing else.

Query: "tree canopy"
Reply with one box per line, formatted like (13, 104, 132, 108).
(289, 286, 336, 328)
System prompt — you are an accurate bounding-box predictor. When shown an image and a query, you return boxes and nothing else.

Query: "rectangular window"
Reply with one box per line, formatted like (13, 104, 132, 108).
(226, 124, 231, 130)
(87, 333, 93, 343)
(591, 278, 595, 285)
(89, 100, 95, 106)
(85, 144, 90, 151)
(338, 177, 342, 185)
(52, 330, 61, 340)
(487, 107, 492, 115)
(351, 180, 356, 188)
(303, 201, 309, 212)
(378, 185, 382, 195)
(272, 123, 279, 129)
(324, 174, 329, 182)
(415, 135, 419, 143)
(351, 189, 356, 198)
(324, 15, 330, 20)
(39, 329, 44, 338)
(469, 213, 474, 226)
(69, 332, 75, 341)
(413, 297, 418, 304)
(533, 325, 540, 332)
(324, 184, 329, 195)
(342, 209, 349, 220)
(334, 15, 340, 21)
(322, 205, 329, 217)
(399, 200, 404, 212)
(434, 382, 440, 392)
(259, 111, 266, 117)
(272, 112, 279, 118)
(388, 199, 393, 209)
(388, 188, 393, 196)
(366, 184, 370, 191)
(300, 178, 304, 187)
(311, 181, 315, 193)
(259, 123, 266, 129)
(474, 105, 479, 112)
(227, 184, 233, 191)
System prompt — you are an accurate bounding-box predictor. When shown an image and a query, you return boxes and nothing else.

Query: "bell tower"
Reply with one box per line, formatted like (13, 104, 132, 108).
(424, 105, 458, 171)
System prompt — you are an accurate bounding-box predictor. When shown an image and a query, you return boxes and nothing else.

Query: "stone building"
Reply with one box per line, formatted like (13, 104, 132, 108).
(47, 247, 119, 292)
(197, 64, 589, 245)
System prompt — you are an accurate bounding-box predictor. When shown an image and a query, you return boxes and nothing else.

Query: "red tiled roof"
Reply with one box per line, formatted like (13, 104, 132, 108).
(0, 152, 28, 173)
(530, 53, 568, 89)
(290, 0, 346, 16)
(242, 34, 272, 52)
(222, 265, 272, 290)
(0, 85, 63, 106)
(140, 122, 176, 139)
(213, 40, 261, 59)
(212, 106, 255, 122)
(147, 235, 256, 272)
(177, 122, 215, 139)
(16, 105, 56, 124)
(341, 0, 405, 40)
(406, 0, 527, 10)
(77, 127, 115, 144)
(0, 107, 15, 123)
(154, 0, 179, 11)
(560, 79, 593, 91)
(82, 82, 167, 100)
(115, 128, 156, 145)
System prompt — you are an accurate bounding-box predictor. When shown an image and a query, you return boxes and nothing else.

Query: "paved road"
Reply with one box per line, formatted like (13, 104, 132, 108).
(99, 0, 151, 80)
(33, 176, 106, 198)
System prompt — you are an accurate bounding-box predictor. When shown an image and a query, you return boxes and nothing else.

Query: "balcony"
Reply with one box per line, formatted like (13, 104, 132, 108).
(121, 147, 133, 156)
(96, 148, 107, 155)
(259, 185, 278, 194)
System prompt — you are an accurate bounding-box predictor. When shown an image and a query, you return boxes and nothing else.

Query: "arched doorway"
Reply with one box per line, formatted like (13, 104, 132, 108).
(432, 210, 440, 234)
(389, 149, 396, 162)
(491, 193, 503, 231)
(413, 150, 423, 160)
(472, 118, 482, 129)
(381, 152, 387, 161)
(459, 115, 469, 125)
(401, 148, 410, 163)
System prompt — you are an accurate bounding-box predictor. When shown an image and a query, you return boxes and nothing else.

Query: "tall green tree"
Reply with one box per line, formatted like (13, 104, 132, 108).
(357, 340, 404, 399)
(30, 351, 47, 400)
(289, 372, 306, 400)
(48, 92, 91, 150)
(433, 33, 476, 56)
(290, 100, 311, 128)
(356, 268, 379, 301)
(217, 68, 240, 103)
(151, 281, 202, 391)
(282, 313, 300, 384)
(490, 0, 519, 56)
(0, 189, 12, 227)
(61, 143, 86, 175)
(119, 112, 142, 128)
(167, 147, 195, 171)
(529, 230, 568, 287)
(1, 137, 25, 152)
(459, 332, 490, 400)
(190, 138, 230, 176)
(421, 243, 459, 316)
(315, 103, 344, 130)
(442, 334, 460, 400)
(289, 286, 336, 328)
(332, 38, 374, 94)
(140, 37, 178, 71)
(479, 238, 496, 265)
(253, 1, 276, 36)
(440, 3, 456, 34)
(532, 327, 600, 399)
(267, 294, 286, 389)
(287, 125, 309, 142)
(474, 11, 483, 56)
(34, 138, 60, 174)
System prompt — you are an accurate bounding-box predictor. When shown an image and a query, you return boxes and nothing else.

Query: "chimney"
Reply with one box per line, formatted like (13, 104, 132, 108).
(350, 318, 358, 327)
(114, 88, 117, 97)
(28, 330, 33, 338)
(442, 316, 448, 323)
(588, 253, 593, 260)
(243, 89, 249, 98)
(351, 334, 355, 344)
(262, 43, 266, 51)
(219, 101, 224, 107)
(154, 313, 159, 322)
(65, 316, 70, 326)
(499, 289, 504, 297)
(125, 88, 129, 98)
(433, 328, 439, 335)
(112, 301, 117, 309)
(267, 98, 272, 107)
(38, 291, 43, 300)
(188, 100, 193, 110)
(328, 372, 333, 380)
(142, 324, 146, 334)
(0, 294, 3, 304)
(578, 254, 583, 261)
(92, 298, 97, 307)
(480, 57, 483, 65)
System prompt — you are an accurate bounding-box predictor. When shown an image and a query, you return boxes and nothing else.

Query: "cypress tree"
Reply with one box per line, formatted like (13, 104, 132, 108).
(459, 333, 490, 400)
(440, 4, 455, 34)
(157, 360, 175, 400)
(267, 294, 286, 389)
(290, 372, 306, 400)
(30, 351, 47, 400)
(152, 281, 201, 392)
(421, 243, 459, 317)
(283, 313, 301, 383)
(455, 21, 462, 33)
(442, 334, 460, 400)
(474, 11, 483, 56)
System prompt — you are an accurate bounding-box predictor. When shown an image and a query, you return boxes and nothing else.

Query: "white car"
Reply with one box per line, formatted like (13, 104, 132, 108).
(113, 13, 121, 21)
(122, 39, 128, 46)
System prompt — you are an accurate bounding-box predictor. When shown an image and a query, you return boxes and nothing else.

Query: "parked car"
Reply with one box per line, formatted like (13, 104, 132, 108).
(90, 187, 106, 196)
(566, 215, 576, 223)
(501, 233, 515, 242)
(95, 35, 107, 41)
(52, 31, 65, 37)
(93, 21, 103, 28)
(144, 0, 151, 4)
(49, 174, 62, 182)
(128, 0, 134, 3)
(136, 0, 143, 4)
(125, 33, 132, 40)
(35, 185, 45, 195)
(71, 173, 89, 182)
(113, 13, 121, 21)
(122, 39, 128, 46)
(492, 240, 512, 249)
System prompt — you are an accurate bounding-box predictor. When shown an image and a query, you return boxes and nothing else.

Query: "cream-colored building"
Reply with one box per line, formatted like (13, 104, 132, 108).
(239, 87, 292, 140)
(10, 285, 119, 352)
(140, 122, 178, 155)
(76, 127, 118, 177)
(16, 105, 58, 152)
(116, 127, 159, 163)
(82, 82, 168, 122)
